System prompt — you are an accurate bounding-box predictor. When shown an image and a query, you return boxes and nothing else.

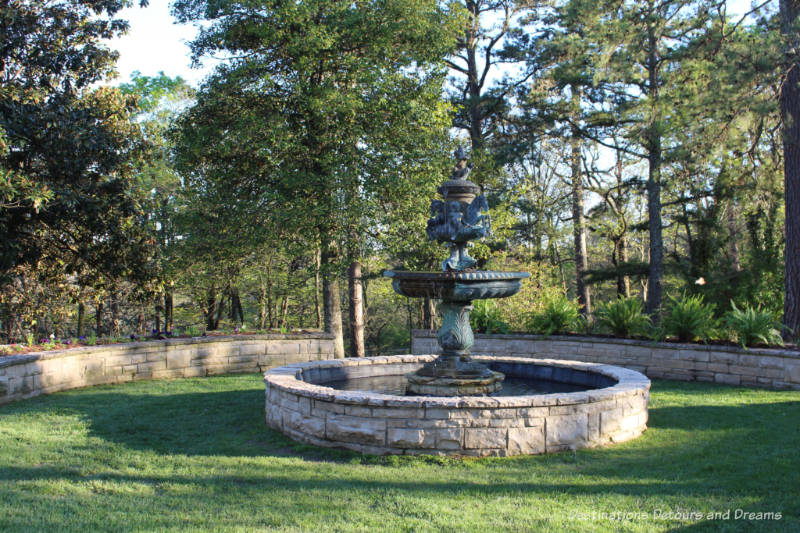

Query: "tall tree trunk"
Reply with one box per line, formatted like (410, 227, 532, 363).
(551, 241, 567, 292)
(76, 301, 85, 338)
(258, 280, 268, 329)
(137, 304, 145, 335)
(727, 202, 741, 272)
(348, 261, 365, 357)
(464, 1, 484, 156)
(618, 236, 631, 298)
(570, 92, 591, 316)
(229, 286, 243, 325)
(279, 294, 289, 329)
(321, 242, 345, 358)
(95, 300, 104, 337)
(314, 247, 322, 329)
(266, 257, 275, 329)
(155, 300, 162, 334)
(782, 0, 800, 339)
(645, 20, 664, 317)
(164, 288, 174, 332)
(110, 293, 121, 337)
(214, 288, 225, 328)
(205, 287, 217, 331)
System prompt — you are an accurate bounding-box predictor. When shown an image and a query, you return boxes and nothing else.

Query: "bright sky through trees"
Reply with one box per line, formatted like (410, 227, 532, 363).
(105, 0, 215, 87)
(108, 0, 757, 88)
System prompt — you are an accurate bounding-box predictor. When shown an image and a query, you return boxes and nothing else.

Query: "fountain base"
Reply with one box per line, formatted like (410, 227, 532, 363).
(406, 353, 504, 395)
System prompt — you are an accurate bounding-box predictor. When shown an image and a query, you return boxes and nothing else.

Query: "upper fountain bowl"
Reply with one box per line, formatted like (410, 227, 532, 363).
(384, 270, 530, 302)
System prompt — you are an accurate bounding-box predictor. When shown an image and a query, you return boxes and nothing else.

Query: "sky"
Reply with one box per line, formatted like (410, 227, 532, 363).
(106, 0, 215, 87)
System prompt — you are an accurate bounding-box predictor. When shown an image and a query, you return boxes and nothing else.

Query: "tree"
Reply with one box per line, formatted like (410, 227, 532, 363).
(542, 0, 726, 315)
(172, 0, 458, 357)
(446, 0, 530, 186)
(780, 0, 800, 338)
(0, 0, 153, 341)
(119, 71, 195, 333)
(505, 0, 608, 316)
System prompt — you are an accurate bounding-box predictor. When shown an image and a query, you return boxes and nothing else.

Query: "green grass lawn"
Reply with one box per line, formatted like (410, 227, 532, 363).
(0, 375, 797, 532)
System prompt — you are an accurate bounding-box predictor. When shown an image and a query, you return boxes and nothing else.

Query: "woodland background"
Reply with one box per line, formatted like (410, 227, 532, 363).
(2, 0, 799, 357)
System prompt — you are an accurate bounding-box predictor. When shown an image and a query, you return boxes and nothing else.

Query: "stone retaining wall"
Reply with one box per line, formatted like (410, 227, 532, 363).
(264, 355, 650, 456)
(412, 330, 800, 390)
(0, 333, 335, 406)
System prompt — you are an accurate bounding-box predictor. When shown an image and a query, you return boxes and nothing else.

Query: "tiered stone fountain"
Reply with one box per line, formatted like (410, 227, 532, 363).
(264, 148, 650, 456)
(385, 147, 530, 395)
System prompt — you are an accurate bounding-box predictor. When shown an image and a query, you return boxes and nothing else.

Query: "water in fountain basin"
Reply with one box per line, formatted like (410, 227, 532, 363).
(324, 374, 590, 396)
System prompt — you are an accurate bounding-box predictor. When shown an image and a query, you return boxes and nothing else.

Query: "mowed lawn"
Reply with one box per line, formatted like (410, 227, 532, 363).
(0, 374, 798, 532)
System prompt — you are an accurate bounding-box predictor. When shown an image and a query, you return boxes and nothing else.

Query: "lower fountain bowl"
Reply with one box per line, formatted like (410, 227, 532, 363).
(264, 355, 650, 456)
(384, 270, 531, 300)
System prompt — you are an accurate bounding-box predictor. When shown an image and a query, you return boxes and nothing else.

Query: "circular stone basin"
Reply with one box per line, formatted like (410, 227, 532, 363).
(264, 355, 650, 456)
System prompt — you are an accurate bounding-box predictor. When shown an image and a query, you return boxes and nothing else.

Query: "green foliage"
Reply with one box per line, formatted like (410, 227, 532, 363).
(525, 294, 582, 336)
(595, 297, 652, 338)
(480, 254, 564, 331)
(86, 334, 97, 346)
(0, 1, 150, 275)
(470, 300, 510, 335)
(0, 0, 157, 344)
(119, 71, 194, 117)
(724, 302, 784, 348)
(662, 293, 719, 343)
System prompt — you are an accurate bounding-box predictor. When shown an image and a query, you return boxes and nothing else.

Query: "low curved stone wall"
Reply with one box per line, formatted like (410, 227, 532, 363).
(412, 331, 800, 390)
(0, 333, 335, 406)
(264, 355, 650, 456)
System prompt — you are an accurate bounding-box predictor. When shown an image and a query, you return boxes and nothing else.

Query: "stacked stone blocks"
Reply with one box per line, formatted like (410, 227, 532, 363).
(264, 355, 650, 456)
(0, 333, 335, 406)
(411, 331, 800, 390)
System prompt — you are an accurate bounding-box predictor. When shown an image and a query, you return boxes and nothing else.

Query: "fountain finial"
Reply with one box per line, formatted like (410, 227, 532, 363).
(452, 146, 473, 180)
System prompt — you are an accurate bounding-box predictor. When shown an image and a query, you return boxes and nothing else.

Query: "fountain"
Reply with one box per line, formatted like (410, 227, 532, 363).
(384, 147, 530, 395)
(264, 148, 650, 456)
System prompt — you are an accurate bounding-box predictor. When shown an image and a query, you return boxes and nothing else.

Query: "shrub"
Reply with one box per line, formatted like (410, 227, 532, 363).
(662, 293, 719, 343)
(724, 302, 784, 348)
(526, 294, 582, 335)
(470, 300, 511, 334)
(594, 297, 651, 338)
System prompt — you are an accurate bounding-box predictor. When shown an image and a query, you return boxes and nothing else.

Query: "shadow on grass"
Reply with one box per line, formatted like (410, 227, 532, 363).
(3, 378, 798, 474)
(1, 379, 799, 531)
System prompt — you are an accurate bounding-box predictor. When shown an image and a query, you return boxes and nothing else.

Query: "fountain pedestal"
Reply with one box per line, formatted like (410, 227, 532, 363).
(406, 301, 504, 395)
(385, 270, 528, 395)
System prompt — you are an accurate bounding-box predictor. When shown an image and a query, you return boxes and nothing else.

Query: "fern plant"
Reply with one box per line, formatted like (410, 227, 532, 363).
(724, 302, 784, 348)
(526, 295, 582, 335)
(595, 297, 651, 338)
(470, 300, 511, 334)
(662, 293, 719, 343)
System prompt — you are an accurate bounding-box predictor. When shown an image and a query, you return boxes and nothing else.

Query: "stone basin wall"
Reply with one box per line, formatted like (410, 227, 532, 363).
(0, 333, 335, 406)
(264, 355, 650, 456)
(412, 331, 800, 390)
